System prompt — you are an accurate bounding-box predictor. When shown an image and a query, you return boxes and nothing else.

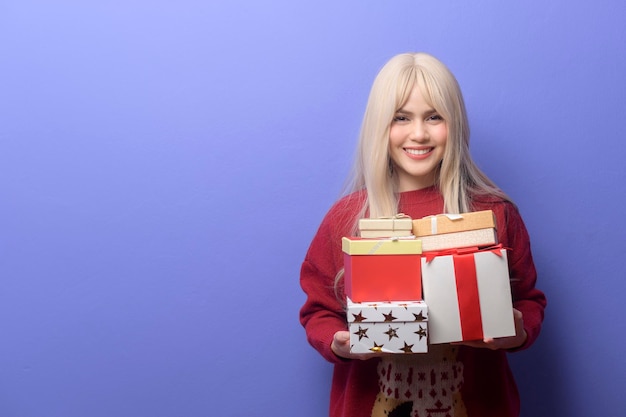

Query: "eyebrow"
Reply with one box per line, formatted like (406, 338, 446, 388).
(394, 108, 438, 116)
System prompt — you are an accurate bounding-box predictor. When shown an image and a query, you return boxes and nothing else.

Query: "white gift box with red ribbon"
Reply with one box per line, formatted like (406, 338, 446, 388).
(421, 245, 515, 344)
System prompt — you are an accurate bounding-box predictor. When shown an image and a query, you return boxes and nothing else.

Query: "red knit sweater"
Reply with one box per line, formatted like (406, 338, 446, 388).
(300, 186, 546, 417)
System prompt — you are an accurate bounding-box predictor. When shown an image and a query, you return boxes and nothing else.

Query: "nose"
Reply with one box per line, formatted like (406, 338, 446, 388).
(409, 121, 428, 141)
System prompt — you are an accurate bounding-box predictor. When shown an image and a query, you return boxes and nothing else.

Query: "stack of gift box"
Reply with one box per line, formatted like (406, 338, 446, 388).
(343, 211, 515, 354)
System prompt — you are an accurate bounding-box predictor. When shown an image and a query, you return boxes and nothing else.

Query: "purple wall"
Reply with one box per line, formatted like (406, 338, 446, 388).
(1, 1, 624, 416)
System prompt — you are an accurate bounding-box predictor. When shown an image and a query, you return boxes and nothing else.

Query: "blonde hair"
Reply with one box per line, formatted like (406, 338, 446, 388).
(343, 52, 510, 229)
(335, 53, 511, 296)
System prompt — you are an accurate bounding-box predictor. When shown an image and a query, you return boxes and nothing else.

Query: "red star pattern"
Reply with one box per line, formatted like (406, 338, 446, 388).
(383, 311, 398, 322)
(384, 325, 399, 340)
(351, 311, 367, 323)
(400, 342, 414, 353)
(414, 325, 427, 340)
(413, 311, 426, 321)
(354, 326, 369, 341)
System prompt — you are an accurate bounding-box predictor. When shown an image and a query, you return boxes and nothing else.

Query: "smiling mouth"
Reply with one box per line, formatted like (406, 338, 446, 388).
(405, 148, 432, 155)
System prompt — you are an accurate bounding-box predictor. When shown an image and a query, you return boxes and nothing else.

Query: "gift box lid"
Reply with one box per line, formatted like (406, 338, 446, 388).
(420, 227, 498, 252)
(358, 214, 413, 231)
(342, 237, 422, 255)
(347, 297, 428, 323)
(412, 210, 496, 237)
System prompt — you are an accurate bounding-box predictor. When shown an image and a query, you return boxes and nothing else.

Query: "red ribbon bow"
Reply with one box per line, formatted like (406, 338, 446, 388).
(423, 244, 505, 263)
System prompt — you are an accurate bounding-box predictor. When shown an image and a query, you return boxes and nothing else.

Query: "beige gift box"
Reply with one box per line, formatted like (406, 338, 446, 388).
(359, 215, 413, 238)
(419, 228, 498, 252)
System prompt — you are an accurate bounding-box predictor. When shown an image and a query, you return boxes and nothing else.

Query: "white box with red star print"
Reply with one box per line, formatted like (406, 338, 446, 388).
(347, 298, 428, 354)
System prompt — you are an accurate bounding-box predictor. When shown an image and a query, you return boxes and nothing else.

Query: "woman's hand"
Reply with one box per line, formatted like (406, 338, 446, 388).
(331, 330, 381, 360)
(454, 308, 527, 350)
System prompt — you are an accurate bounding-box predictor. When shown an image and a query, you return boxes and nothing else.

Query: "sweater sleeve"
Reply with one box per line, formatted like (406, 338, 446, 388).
(299, 198, 359, 364)
(496, 203, 547, 351)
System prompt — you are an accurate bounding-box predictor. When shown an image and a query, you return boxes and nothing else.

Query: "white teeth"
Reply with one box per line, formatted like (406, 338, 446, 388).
(405, 148, 431, 155)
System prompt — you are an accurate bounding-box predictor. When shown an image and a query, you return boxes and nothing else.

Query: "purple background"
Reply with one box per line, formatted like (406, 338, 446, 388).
(1, 1, 624, 416)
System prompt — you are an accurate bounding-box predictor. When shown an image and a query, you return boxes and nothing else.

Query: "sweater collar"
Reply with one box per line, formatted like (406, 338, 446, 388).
(398, 185, 441, 205)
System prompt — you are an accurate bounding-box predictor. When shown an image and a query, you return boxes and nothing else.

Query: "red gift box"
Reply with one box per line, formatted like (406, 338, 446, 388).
(343, 252, 422, 302)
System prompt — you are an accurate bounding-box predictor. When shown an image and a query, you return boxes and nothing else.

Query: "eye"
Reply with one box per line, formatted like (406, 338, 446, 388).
(392, 114, 410, 123)
(426, 114, 444, 122)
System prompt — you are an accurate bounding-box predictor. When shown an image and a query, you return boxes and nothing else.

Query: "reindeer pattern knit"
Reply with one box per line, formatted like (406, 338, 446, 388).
(372, 346, 466, 417)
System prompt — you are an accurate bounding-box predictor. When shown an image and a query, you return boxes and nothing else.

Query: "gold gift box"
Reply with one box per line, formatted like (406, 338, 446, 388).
(412, 210, 496, 237)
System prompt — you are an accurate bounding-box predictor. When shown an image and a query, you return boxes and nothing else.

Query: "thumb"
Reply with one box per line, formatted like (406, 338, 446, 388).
(334, 331, 350, 344)
(331, 331, 351, 358)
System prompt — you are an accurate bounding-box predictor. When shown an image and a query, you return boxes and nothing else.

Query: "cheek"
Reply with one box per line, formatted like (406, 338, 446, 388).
(388, 127, 398, 143)
(434, 126, 448, 147)
(388, 126, 406, 146)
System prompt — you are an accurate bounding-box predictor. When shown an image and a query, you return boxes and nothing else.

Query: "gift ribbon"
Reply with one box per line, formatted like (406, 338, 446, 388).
(382, 213, 409, 219)
(422, 244, 505, 263)
(424, 213, 463, 234)
(372, 213, 410, 231)
(453, 252, 484, 341)
(366, 236, 400, 254)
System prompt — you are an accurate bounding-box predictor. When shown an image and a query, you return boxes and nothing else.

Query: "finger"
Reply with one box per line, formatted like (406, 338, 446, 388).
(331, 331, 354, 359)
(482, 338, 501, 350)
(334, 331, 350, 344)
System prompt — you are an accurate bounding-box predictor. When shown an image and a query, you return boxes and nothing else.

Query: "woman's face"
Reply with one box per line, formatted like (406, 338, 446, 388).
(388, 86, 448, 192)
